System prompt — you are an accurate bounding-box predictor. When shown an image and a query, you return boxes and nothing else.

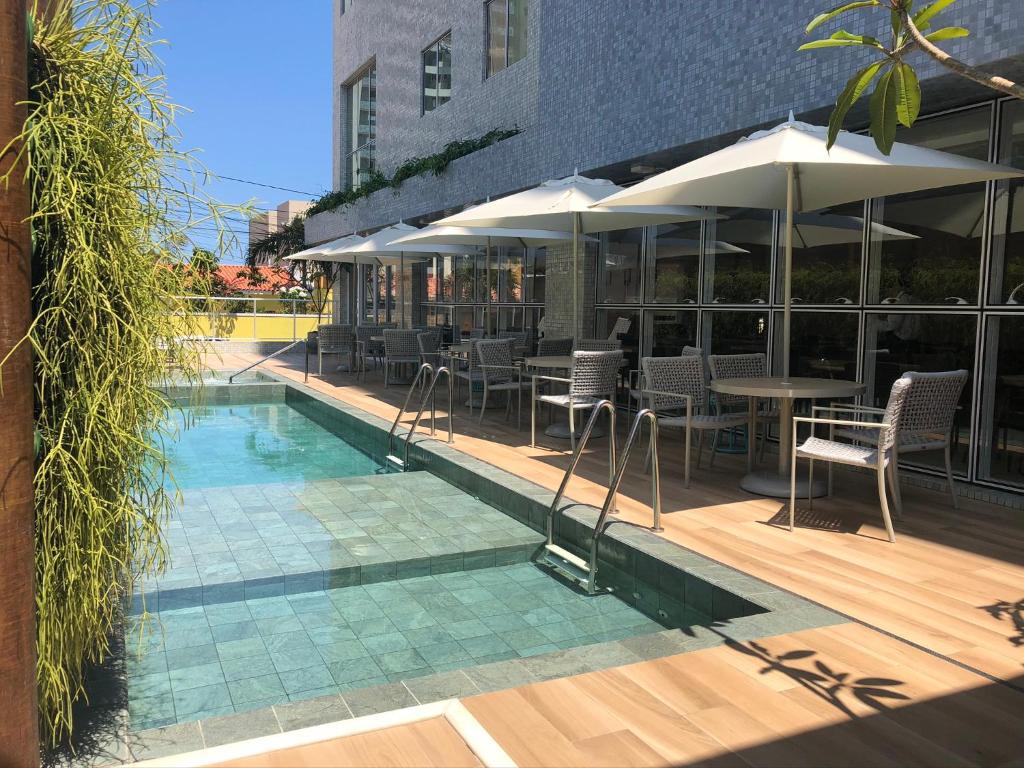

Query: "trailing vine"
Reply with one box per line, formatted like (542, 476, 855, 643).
(304, 126, 521, 218)
(2, 0, 243, 742)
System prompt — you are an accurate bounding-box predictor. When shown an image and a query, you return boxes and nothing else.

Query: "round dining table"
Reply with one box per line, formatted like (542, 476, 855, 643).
(524, 355, 607, 439)
(709, 377, 866, 498)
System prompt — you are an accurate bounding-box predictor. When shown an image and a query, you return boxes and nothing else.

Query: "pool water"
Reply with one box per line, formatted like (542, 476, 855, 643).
(164, 404, 381, 489)
(127, 562, 682, 730)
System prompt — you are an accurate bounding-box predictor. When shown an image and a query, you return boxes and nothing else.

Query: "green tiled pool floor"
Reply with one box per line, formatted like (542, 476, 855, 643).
(127, 562, 688, 731)
(141, 472, 543, 610)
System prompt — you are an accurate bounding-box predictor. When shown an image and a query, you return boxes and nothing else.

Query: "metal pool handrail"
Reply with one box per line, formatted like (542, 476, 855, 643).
(546, 400, 617, 549)
(387, 363, 435, 460)
(403, 366, 455, 467)
(588, 408, 663, 595)
(228, 338, 305, 384)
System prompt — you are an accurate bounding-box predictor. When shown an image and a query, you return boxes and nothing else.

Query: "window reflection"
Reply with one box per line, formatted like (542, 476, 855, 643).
(867, 107, 991, 305)
(701, 310, 769, 356)
(980, 315, 1024, 486)
(991, 100, 1024, 304)
(596, 309, 639, 403)
(863, 312, 975, 472)
(774, 311, 858, 380)
(646, 222, 701, 303)
(599, 229, 643, 303)
(770, 205, 866, 304)
(525, 247, 545, 303)
(703, 209, 772, 304)
(498, 246, 523, 302)
(643, 310, 698, 356)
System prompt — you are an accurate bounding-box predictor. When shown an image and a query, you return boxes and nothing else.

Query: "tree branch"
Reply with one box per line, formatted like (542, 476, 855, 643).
(898, 4, 1024, 99)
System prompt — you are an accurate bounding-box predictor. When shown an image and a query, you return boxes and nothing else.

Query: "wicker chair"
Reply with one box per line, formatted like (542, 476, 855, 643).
(607, 316, 632, 341)
(477, 339, 530, 428)
(575, 338, 621, 352)
(825, 369, 968, 514)
(382, 329, 421, 387)
(628, 345, 701, 418)
(355, 325, 383, 371)
(449, 339, 485, 413)
(536, 337, 573, 357)
(708, 353, 779, 460)
(498, 330, 530, 356)
(791, 376, 917, 543)
(315, 324, 353, 376)
(532, 350, 622, 452)
(469, 328, 486, 340)
(417, 331, 443, 369)
(641, 355, 749, 487)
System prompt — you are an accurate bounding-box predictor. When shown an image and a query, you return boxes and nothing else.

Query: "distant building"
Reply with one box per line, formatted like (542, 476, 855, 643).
(248, 199, 313, 264)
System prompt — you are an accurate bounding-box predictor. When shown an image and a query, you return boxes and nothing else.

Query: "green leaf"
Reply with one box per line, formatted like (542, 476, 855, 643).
(806, 1, 880, 34)
(893, 62, 921, 127)
(827, 60, 888, 149)
(870, 67, 899, 154)
(913, 0, 959, 30)
(925, 26, 969, 42)
(799, 30, 884, 51)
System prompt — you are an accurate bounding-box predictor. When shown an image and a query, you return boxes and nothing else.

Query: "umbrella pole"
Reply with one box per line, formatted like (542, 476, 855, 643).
(782, 164, 794, 383)
(486, 237, 492, 334)
(572, 212, 579, 339)
(400, 253, 406, 328)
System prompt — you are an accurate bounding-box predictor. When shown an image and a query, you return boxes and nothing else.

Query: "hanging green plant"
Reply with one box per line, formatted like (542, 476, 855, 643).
(1, 0, 244, 742)
(304, 127, 521, 218)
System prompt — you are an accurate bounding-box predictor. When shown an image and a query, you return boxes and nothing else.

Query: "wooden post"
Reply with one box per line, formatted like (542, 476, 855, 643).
(0, 0, 40, 763)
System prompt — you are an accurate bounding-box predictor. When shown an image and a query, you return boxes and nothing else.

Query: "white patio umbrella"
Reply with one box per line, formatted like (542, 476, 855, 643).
(709, 210, 917, 248)
(283, 235, 368, 326)
(331, 223, 473, 327)
(598, 116, 1023, 379)
(433, 173, 717, 335)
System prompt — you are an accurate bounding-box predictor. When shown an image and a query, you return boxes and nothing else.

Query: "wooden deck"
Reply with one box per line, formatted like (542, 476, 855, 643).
(197, 350, 1024, 766)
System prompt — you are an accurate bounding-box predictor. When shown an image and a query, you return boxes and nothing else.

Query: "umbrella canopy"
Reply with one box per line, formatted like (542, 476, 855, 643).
(331, 223, 473, 327)
(598, 116, 1022, 380)
(283, 234, 366, 263)
(434, 174, 718, 335)
(389, 224, 594, 248)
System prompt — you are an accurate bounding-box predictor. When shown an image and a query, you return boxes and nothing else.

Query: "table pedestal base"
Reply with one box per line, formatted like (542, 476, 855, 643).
(544, 421, 607, 440)
(740, 470, 827, 499)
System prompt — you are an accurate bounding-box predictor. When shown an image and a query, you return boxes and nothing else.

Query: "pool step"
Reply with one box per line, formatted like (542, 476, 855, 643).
(540, 543, 600, 593)
(385, 454, 406, 471)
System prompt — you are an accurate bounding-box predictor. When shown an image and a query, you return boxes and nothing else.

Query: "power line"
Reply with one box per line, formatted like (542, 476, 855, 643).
(180, 169, 322, 197)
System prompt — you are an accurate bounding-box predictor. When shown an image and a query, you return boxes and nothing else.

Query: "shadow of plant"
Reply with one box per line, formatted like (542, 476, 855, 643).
(722, 636, 910, 718)
(980, 598, 1024, 650)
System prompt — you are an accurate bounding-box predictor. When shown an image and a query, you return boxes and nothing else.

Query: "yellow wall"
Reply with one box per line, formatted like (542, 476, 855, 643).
(177, 313, 323, 341)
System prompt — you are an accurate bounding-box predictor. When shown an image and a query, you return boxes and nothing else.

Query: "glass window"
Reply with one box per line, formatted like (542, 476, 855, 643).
(979, 315, 1024, 487)
(701, 310, 769, 356)
(422, 32, 452, 114)
(773, 311, 859, 381)
(596, 309, 640, 403)
(339, 0, 352, 14)
(347, 64, 376, 189)
(703, 209, 773, 304)
(778, 204, 865, 305)
(867, 106, 991, 306)
(599, 228, 643, 304)
(990, 100, 1024, 304)
(863, 312, 976, 473)
(643, 309, 698, 357)
(647, 222, 701, 304)
(486, 0, 527, 77)
(499, 246, 524, 302)
(454, 253, 476, 303)
(525, 247, 545, 303)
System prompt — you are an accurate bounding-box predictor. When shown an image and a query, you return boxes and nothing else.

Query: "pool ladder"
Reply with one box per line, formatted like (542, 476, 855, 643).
(540, 404, 662, 595)
(385, 363, 454, 471)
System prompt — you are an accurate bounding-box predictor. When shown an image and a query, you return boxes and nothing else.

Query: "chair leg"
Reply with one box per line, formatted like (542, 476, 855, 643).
(530, 389, 537, 448)
(807, 458, 814, 512)
(695, 431, 705, 469)
(827, 456, 834, 498)
(789, 449, 798, 532)
(709, 430, 719, 468)
(887, 460, 903, 520)
(684, 424, 691, 489)
(877, 463, 896, 543)
(318, 349, 323, 376)
(478, 386, 488, 425)
(516, 387, 522, 431)
(943, 444, 958, 509)
(569, 408, 576, 454)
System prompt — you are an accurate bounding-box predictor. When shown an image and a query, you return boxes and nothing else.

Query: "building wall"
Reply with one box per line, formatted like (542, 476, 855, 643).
(314, 0, 1024, 241)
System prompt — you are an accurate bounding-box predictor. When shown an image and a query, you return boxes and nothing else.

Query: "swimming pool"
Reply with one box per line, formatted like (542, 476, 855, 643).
(126, 379, 839, 738)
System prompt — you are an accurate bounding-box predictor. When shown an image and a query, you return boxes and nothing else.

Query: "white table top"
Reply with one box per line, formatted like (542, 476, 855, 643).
(710, 376, 865, 399)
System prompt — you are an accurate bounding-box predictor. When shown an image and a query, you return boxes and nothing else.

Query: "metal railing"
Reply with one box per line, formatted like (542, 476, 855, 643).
(587, 408, 663, 595)
(175, 295, 325, 341)
(385, 364, 455, 469)
(228, 339, 306, 383)
(546, 400, 617, 549)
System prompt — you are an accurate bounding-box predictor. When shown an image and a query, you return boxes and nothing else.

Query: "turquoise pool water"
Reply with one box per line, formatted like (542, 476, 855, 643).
(165, 404, 381, 489)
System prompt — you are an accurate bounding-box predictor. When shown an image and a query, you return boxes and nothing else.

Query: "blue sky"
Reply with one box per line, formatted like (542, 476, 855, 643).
(152, 1, 333, 262)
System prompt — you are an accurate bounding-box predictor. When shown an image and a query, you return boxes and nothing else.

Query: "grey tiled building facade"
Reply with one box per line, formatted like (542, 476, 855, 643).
(311, 0, 1024, 496)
